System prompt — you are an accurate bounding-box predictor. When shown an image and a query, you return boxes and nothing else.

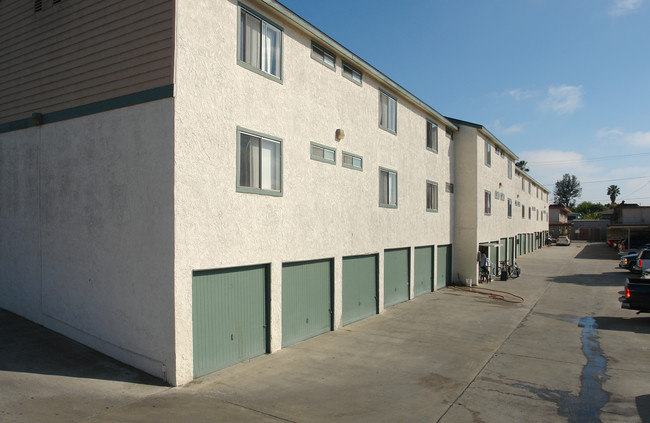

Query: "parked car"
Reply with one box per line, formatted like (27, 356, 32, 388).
(556, 236, 571, 246)
(619, 239, 650, 255)
(619, 252, 639, 270)
(621, 276, 650, 313)
(632, 249, 650, 274)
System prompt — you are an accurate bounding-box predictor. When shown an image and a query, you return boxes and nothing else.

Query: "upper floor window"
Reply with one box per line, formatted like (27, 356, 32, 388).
(426, 121, 438, 152)
(311, 42, 336, 70)
(528, 181, 531, 194)
(522, 205, 525, 218)
(522, 177, 526, 191)
(343, 151, 363, 171)
(310, 142, 336, 165)
(379, 91, 397, 134)
(426, 181, 438, 212)
(508, 160, 513, 179)
(446, 182, 454, 193)
(237, 127, 282, 196)
(379, 167, 398, 208)
(485, 141, 491, 167)
(484, 190, 491, 215)
(239, 7, 282, 80)
(342, 62, 362, 85)
(508, 198, 512, 218)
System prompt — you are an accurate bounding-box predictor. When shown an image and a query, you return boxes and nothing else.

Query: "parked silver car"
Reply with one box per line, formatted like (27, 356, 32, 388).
(556, 236, 571, 246)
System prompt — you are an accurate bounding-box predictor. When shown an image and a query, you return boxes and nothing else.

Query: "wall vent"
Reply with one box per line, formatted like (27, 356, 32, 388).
(34, 0, 42, 12)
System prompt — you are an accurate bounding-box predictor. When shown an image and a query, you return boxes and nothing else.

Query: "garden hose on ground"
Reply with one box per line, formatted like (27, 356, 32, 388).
(450, 286, 524, 304)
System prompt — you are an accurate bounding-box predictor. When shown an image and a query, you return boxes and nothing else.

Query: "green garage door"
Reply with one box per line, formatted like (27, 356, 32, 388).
(414, 246, 434, 297)
(282, 259, 333, 348)
(342, 254, 378, 326)
(192, 265, 268, 378)
(436, 244, 452, 289)
(508, 237, 515, 263)
(500, 238, 507, 265)
(384, 248, 410, 307)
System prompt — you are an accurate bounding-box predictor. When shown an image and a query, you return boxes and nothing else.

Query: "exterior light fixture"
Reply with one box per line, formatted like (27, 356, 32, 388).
(335, 129, 345, 141)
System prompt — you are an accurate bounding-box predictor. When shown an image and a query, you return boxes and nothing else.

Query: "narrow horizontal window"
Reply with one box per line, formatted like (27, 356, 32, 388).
(445, 182, 454, 193)
(310, 142, 336, 164)
(342, 62, 362, 85)
(311, 42, 336, 70)
(342, 151, 363, 171)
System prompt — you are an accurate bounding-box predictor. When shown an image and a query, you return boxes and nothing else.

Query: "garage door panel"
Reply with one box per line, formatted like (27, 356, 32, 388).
(436, 244, 452, 289)
(414, 246, 434, 297)
(384, 248, 410, 307)
(282, 259, 332, 348)
(192, 265, 267, 378)
(343, 254, 377, 326)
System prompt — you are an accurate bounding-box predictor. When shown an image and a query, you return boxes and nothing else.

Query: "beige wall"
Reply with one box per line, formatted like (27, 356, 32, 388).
(453, 123, 549, 284)
(0, 99, 176, 382)
(0, 0, 174, 125)
(173, 0, 455, 385)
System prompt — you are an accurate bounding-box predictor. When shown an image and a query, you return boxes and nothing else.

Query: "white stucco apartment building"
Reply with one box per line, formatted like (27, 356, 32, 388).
(1, 0, 548, 385)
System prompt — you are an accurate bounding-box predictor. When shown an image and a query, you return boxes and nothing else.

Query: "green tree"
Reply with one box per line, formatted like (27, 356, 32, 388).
(574, 201, 607, 216)
(554, 173, 582, 208)
(607, 184, 621, 204)
(515, 160, 529, 172)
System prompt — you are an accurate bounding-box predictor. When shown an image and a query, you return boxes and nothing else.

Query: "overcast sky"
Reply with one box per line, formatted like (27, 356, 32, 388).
(279, 0, 650, 206)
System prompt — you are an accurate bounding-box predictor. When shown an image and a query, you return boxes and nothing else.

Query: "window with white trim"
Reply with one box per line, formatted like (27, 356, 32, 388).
(485, 141, 491, 166)
(379, 91, 397, 133)
(239, 7, 282, 80)
(508, 159, 513, 179)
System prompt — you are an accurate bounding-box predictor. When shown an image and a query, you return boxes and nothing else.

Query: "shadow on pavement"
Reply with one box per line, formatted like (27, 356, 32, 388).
(594, 316, 650, 334)
(0, 308, 165, 386)
(549, 271, 629, 287)
(573, 242, 621, 260)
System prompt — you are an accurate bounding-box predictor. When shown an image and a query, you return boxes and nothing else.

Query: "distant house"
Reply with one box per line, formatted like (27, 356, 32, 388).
(607, 203, 650, 246)
(549, 204, 572, 238)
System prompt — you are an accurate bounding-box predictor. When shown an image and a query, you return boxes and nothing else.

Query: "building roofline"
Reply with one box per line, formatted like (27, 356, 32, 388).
(266, 0, 458, 131)
(445, 117, 518, 161)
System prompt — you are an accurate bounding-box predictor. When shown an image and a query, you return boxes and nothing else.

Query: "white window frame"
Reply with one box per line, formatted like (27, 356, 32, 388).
(485, 141, 491, 167)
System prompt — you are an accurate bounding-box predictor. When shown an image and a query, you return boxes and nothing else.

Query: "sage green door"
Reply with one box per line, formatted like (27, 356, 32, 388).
(509, 237, 515, 262)
(436, 244, 452, 289)
(414, 246, 434, 297)
(282, 259, 332, 348)
(500, 238, 507, 265)
(192, 265, 268, 378)
(342, 254, 378, 326)
(384, 248, 410, 307)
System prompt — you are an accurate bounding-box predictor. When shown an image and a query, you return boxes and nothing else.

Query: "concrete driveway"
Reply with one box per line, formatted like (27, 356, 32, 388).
(2, 242, 649, 422)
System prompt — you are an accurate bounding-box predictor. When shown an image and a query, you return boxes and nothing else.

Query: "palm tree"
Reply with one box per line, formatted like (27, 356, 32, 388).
(515, 160, 529, 172)
(607, 184, 621, 204)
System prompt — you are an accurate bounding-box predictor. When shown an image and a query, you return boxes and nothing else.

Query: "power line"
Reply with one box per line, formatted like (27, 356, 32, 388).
(528, 152, 650, 166)
(541, 176, 650, 187)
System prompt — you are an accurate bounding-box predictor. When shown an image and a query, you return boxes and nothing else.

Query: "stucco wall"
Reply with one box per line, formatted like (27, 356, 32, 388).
(0, 99, 175, 382)
(173, 0, 454, 384)
(452, 123, 549, 283)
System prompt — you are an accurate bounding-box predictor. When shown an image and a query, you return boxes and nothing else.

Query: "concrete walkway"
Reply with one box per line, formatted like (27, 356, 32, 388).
(2, 242, 649, 422)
